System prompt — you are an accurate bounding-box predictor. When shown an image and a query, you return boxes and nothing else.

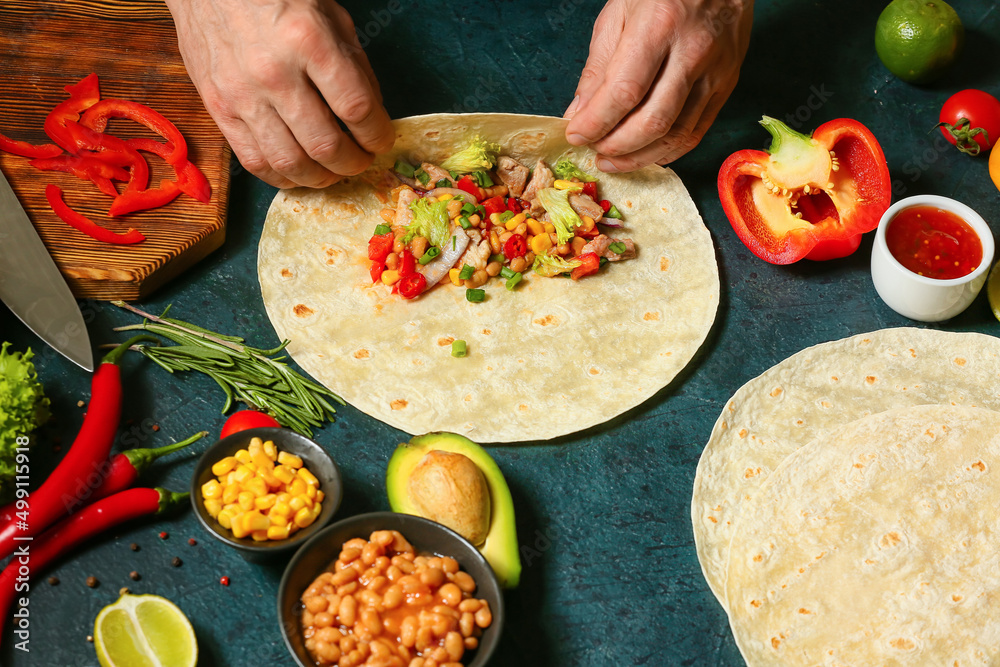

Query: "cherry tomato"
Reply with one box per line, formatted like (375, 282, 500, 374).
(503, 234, 527, 259)
(938, 89, 1000, 156)
(220, 410, 280, 438)
(398, 272, 426, 299)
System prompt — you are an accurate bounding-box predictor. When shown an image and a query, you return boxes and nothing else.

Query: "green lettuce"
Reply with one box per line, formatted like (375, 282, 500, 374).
(404, 196, 453, 250)
(536, 188, 583, 245)
(440, 137, 502, 174)
(554, 159, 597, 182)
(0, 343, 50, 502)
(532, 253, 583, 277)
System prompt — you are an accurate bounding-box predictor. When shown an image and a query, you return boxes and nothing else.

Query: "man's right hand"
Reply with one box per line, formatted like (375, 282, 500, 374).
(165, 0, 395, 188)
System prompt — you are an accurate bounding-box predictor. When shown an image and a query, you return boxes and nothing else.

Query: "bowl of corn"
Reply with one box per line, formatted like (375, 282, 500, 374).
(191, 427, 342, 561)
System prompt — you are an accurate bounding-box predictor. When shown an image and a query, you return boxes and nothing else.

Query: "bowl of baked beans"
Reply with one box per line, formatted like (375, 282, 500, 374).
(277, 511, 503, 667)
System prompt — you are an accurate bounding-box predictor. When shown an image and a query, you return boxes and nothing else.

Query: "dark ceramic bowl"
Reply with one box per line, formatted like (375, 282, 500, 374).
(277, 511, 504, 667)
(190, 427, 342, 562)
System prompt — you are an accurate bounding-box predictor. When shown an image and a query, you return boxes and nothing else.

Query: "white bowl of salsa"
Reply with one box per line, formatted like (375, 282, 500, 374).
(871, 195, 995, 322)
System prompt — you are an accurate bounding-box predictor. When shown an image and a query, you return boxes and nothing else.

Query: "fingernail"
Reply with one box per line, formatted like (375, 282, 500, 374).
(566, 133, 588, 146)
(564, 95, 580, 119)
(596, 158, 618, 173)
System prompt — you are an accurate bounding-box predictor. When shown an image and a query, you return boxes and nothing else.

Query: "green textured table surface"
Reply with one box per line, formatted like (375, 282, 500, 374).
(3, 1, 1000, 665)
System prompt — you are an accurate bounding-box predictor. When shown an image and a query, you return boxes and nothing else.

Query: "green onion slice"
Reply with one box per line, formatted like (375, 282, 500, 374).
(435, 178, 451, 188)
(460, 202, 477, 215)
(418, 247, 441, 265)
(458, 264, 475, 280)
(393, 159, 416, 178)
(451, 340, 467, 357)
(498, 210, 514, 224)
(605, 204, 623, 219)
(505, 272, 522, 291)
(489, 253, 505, 264)
(609, 241, 627, 254)
(500, 266, 515, 279)
(459, 216, 471, 229)
(415, 169, 430, 185)
(466, 288, 485, 302)
(373, 224, 391, 236)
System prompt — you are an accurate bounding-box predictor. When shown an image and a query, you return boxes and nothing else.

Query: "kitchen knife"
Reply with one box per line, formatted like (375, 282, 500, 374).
(0, 167, 94, 371)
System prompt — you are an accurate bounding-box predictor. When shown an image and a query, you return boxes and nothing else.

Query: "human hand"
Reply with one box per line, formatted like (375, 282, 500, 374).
(564, 0, 753, 172)
(164, 0, 394, 188)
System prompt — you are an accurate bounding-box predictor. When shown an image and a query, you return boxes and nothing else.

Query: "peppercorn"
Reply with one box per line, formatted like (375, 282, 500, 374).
(159, 531, 168, 540)
(129, 571, 141, 581)
(47, 576, 59, 586)
(86, 576, 99, 588)
(172, 557, 183, 568)
(187, 538, 197, 546)
(219, 576, 230, 586)
(130, 543, 140, 552)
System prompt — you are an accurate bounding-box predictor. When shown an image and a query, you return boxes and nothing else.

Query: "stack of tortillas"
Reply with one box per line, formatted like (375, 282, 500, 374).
(692, 328, 1000, 665)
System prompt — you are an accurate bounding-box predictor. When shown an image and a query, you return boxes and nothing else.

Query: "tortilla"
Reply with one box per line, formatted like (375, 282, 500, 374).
(692, 327, 1000, 605)
(258, 113, 718, 442)
(726, 404, 1000, 665)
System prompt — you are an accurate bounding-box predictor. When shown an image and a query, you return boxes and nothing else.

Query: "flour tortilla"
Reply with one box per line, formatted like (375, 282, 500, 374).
(726, 404, 1000, 666)
(692, 328, 1000, 605)
(258, 113, 718, 443)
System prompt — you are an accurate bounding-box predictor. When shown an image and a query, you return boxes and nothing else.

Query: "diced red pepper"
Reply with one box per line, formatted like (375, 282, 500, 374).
(503, 234, 527, 259)
(598, 199, 612, 214)
(397, 273, 427, 299)
(570, 252, 600, 280)
(0, 134, 63, 159)
(45, 184, 145, 245)
(370, 262, 384, 284)
(367, 232, 394, 263)
(455, 175, 482, 201)
(582, 181, 598, 200)
(482, 196, 506, 216)
(506, 197, 521, 214)
(399, 249, 416, 277)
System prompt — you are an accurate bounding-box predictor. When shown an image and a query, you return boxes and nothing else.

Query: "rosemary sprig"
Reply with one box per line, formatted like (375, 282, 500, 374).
(111, 301, 344, 437)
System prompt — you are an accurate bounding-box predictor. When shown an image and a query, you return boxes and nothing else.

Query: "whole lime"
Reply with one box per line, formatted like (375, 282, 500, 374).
(875, 0, 964, 84)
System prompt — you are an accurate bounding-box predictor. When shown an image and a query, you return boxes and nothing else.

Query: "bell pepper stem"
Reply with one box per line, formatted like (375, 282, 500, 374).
(101, 334, 160, 365)
(123, 430, 208, 475)
(760, 116, 815, 154)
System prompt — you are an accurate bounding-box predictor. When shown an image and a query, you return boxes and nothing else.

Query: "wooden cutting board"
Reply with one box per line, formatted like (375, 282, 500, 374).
(0, 0, 231, 301)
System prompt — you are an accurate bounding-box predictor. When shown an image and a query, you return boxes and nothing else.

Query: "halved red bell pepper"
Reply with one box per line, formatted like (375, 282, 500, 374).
(718, 116, 891, 264)
(45, 184, 145, 245)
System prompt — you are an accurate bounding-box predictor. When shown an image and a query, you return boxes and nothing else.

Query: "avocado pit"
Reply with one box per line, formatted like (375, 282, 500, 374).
(407, 450, 491, 546)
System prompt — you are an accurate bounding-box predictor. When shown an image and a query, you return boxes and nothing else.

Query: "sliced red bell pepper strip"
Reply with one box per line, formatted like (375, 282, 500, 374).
(717, 116, 891, 264)
(45, 184, 145, 244)
(29, 155, 129, 197)
(42, 73, 101, 154)
(370, 262, 385, 284)
(570, 252, 601, 280)
(399, 249, 416, 278)
(0, 134, 62, 159)
(127, 137, 210, 204)
(82, 98, 188, 164)
(108, 180, 181, 216)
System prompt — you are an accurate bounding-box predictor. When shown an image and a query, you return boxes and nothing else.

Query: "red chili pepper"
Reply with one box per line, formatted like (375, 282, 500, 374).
(0, 487, 188, 638)
(0, 431, 205, 528)
(506, 197, 521, 214)
(481, 196, 506, 216)
(45, 185, 146, 245)
(399, 249, 416, 278)
(597, 199, 612, 214)
(570, 252, 601, 280)
(718, 116, 891, 264)
(503, 234, 527, 259)
(455, 174, 482, 201)
(367, 232, 394, 263)
(397, 273, 427, 299)
(0, 134, 63, 159)
(582, 181, 598, 200)
(0, 335, 156, 561)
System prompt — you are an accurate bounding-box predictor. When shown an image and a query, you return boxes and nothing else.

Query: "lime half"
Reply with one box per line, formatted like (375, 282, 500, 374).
(94, 593, 197, 667)
(988, 260, 1000, 322)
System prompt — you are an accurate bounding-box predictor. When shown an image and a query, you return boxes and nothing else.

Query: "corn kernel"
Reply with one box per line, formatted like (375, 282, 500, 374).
(298, 467, 320, 487)
(233, 465, 253, 483)
(201, 479, 223, 500)
(553, 179, 583, 191)
(272, 501, 292, 519)
(217, 509, 234, 530)
(211, 456, 238, 477)
(316, 490, 326, 503)
(504, 212, 526, 231)
(294, 506, 317, 529)
(204, 498, 223, 518)
(252, 452, 274, 473)
(223, 502, 241, 515)
(305, 483, 317, 500)
(238, 491, 256, 512)
(255, 493, 278, 511)
(251, 529, 270, 542)
(381, 269, 401, 285)
(530, 233, 553, 254)
(526, 218, 545, 235)
(288, 478, 307, 497)
(277, 451, 303, 469)
(289, 495, 309, 513)
(543, 222, 556, 233)
(267, 524, 292, 541)
(248, 438, 263, 458)
(448, 268, 462, 286)
(263, 440, 278, 460)
(268, 509, 289, 527)
(437, 194, 452, 202)
(242, 510, 270, 533)
(245, 476, 268, 498)
(222, 484, 240, 504)
(273, 465, 295, 485)
(231, 518, 250, 539)
(260, 469, 283, 490)
(234, 449, 252, 464)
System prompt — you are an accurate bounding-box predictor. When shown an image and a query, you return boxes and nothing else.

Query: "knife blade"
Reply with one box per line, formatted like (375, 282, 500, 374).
(0, 167, 94, 371)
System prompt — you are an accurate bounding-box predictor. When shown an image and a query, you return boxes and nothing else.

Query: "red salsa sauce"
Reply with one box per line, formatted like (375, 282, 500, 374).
(885, 205, 983, 280)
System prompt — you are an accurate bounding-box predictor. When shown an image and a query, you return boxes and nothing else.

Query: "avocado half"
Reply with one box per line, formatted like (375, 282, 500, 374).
(387, 432, 521, 588)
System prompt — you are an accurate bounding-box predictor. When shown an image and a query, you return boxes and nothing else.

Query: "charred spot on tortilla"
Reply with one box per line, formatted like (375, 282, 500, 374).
(280, 268, 294, 279)
(390, 399, 408, 410)
(438, 337, 455, 346)
(955, 357, 967, 366)
(293, 304, 314, 317)
(643, 311, 660, 321)
(660, 257, 670, 271)
(354, 349, 371, 359)
(533, 314, 558, 327)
